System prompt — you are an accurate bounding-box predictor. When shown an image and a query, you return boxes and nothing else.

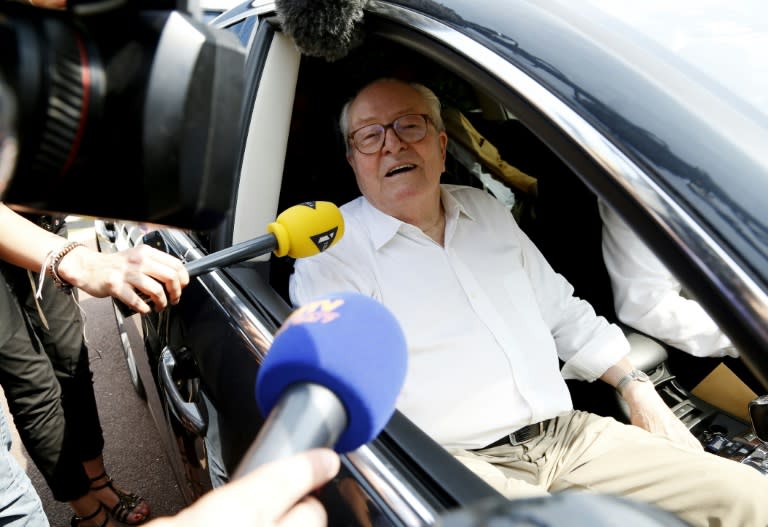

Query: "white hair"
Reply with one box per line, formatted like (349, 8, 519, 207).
(339, 79, 445, 153)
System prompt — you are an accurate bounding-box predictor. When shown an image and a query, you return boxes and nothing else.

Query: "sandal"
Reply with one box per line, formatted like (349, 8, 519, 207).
(90, 471, 150, 525)
(71, 503, 108, 527)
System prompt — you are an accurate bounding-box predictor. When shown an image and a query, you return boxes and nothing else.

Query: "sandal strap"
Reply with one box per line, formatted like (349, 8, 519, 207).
(90, 473, 113, 492)
(71, 503, 108, 527)
(90, 471, 148, 524)
(110, 488, 145, 524)
(89, 471, 109, 483)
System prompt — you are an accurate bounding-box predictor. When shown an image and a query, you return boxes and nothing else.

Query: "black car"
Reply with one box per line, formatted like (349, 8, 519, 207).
(95, 0, 768, 524)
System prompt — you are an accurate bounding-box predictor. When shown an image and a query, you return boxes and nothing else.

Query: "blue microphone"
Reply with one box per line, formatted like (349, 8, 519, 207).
(234, 291, 408, 476)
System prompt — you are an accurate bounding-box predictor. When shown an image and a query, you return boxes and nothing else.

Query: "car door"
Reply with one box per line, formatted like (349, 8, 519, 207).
(139, 1, 768, 525)
(140, 5, 501, 523)
(250, 0, 768, 497)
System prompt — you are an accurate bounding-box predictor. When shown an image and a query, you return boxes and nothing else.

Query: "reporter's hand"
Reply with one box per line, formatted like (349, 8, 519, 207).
(57, 244, 189, 313)
(148, 449, 340, 527)
(623, 381, 703, 452)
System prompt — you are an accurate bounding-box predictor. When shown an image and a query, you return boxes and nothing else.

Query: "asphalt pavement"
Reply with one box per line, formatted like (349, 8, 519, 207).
(1, 221, 187, 526)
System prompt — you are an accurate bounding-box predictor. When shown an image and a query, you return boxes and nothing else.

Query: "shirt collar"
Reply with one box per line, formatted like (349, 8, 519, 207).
(360, 186, 475, 250)
(441, 186, 474, 224)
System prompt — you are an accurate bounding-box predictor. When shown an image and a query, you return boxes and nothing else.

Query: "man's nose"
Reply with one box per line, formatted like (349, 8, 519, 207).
(381, 126, 406, 154)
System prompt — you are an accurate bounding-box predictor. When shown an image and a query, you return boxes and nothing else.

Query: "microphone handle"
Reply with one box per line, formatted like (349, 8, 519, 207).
(115, 232, 277, 317)
(185, 232, 278, 277)
(233, 383, 347, 479)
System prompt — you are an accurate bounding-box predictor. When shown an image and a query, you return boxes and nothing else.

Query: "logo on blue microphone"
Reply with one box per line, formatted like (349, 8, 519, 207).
(281, 298, 344, 331)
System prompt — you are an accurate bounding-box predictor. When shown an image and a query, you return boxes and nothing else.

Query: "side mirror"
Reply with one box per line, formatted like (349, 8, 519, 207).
(749, 395, 768, 443)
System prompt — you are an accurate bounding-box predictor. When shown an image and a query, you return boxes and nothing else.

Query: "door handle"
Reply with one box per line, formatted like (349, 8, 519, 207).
(159, 346, 208, 435)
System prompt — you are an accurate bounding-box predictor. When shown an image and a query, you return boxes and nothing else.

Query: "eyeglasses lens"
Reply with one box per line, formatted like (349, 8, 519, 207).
(352, 114, 428, 154)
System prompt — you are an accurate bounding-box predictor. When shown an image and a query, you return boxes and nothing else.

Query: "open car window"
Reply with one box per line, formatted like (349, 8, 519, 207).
(202, 4, 767, 521)
(269, 0, 765, 432)
(271, 31, 617, 320)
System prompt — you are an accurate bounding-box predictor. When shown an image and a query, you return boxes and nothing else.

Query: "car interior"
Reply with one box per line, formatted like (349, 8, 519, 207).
(209, 15, 768, 486)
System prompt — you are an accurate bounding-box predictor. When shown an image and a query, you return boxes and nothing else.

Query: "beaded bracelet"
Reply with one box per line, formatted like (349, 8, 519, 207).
(48, 241, 85, 291)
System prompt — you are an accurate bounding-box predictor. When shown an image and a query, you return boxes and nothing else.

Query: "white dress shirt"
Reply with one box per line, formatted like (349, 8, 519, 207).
(599, 201, 737, 358)
(290, 185, 629, 449)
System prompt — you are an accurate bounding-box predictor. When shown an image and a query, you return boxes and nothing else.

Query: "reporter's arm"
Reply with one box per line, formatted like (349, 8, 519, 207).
(148, 449, 340, 527)
(0, 203, 73, 271)
(0, 203, 188, 312)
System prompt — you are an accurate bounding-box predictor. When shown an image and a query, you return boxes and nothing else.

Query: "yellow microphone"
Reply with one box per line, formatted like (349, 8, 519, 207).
(185, 201, 343, 277)
(268, 201, 344, 258)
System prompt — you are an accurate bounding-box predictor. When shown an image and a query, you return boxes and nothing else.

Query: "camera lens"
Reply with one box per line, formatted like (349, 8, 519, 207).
(1, 5, 106, 207)
(1, 2, 245, 229)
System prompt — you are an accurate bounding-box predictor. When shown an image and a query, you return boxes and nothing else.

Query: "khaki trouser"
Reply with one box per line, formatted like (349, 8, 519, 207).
(449, 410, 768, 527)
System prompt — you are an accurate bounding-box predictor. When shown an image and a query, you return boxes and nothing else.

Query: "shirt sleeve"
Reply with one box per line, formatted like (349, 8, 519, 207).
(289, 220, 379, 307)
(598, 201, 736, 358)
(492, 198, 630, 381)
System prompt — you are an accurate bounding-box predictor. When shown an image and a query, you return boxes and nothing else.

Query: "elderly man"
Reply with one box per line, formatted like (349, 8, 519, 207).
(289, 78, 768, 526)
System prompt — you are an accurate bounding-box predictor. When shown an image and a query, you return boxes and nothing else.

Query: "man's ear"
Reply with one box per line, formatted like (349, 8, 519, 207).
(439, 132, 448, 161)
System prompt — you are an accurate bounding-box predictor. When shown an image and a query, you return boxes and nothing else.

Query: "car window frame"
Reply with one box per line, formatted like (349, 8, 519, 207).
(360, 4, 768, 376)
(221, 1, 768, 505)
(181, 0, 768, 517)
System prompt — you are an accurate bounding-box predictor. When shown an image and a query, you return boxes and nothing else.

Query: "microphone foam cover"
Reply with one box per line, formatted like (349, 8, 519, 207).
(256, 291, 407, 452)
(267, 201, 344, 259)
(275, 0, 367, 61)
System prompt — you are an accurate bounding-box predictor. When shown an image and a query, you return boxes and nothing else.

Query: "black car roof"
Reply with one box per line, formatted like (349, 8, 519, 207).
(393, 0, 768, 285)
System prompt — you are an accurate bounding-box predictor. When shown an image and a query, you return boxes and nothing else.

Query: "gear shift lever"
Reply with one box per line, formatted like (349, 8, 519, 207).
(740, 395, 768, 476)
(749, 395, 768, 443)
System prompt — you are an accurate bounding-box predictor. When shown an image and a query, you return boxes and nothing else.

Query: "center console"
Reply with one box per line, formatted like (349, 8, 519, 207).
(617, 330, 768, 475)
(649, 361, 768, 475)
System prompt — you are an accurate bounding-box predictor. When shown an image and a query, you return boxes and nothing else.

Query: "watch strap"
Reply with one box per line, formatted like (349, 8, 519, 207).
(615, 369, 650, 393)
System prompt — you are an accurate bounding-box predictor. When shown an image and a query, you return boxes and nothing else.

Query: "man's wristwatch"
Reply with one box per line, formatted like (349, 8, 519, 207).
(615, 369, 651, 394)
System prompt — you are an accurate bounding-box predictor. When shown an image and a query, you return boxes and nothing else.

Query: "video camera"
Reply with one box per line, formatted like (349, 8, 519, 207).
(0, 0, 244, 229)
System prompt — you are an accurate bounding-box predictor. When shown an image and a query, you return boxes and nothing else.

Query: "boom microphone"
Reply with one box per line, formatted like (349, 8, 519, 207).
(185, 200, 344, 277)
(274, 0, 367, 61)
(234, 291, 408, 477)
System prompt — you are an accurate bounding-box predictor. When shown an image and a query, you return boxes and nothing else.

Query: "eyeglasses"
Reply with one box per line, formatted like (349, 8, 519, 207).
(348, 114, 433, 155)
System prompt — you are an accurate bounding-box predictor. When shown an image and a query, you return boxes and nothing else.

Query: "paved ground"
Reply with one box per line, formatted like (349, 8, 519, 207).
(1, 221, 187, 526)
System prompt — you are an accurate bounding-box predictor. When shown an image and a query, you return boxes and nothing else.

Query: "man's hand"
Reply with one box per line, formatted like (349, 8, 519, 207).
(57, 244, 189, 313)
(622, 380, 703, 451)
(601, 358, 702, 451)
(149, 449, 340, 527)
